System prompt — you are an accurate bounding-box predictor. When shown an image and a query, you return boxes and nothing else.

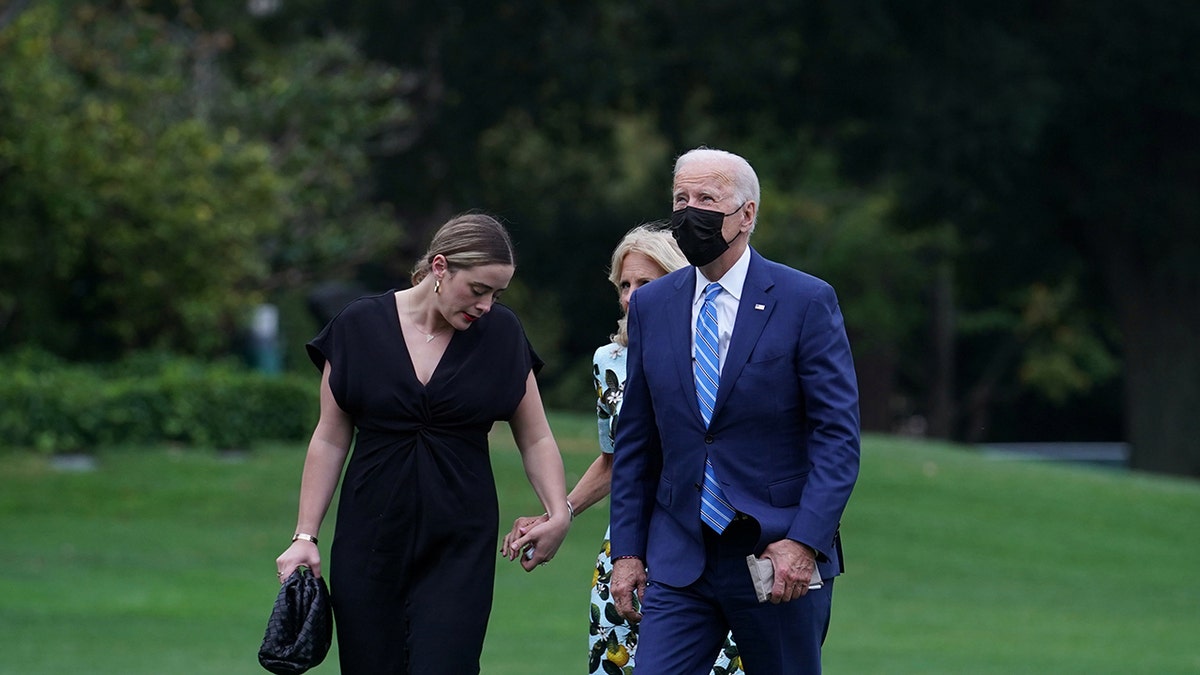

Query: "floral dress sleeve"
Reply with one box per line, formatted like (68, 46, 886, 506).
(592, 343, 627, 455)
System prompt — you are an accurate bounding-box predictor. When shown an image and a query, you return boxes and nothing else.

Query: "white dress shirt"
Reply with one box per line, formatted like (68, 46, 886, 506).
(691, 246, 751, 374)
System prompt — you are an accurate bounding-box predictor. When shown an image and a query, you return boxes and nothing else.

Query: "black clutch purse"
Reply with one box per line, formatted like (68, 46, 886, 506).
(258, 567, 333, 674)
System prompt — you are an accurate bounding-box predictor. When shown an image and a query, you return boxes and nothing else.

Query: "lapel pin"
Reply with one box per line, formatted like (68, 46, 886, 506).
(754, 304, 765, 311)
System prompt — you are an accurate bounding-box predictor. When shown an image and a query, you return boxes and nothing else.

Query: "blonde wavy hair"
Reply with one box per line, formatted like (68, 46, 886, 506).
(608, 223, 688, 346)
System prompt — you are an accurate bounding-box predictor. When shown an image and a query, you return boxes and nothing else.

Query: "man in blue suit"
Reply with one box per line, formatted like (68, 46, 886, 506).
(610, 148, 860, 674)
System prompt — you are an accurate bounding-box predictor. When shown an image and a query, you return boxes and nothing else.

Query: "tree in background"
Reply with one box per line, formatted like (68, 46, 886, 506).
(5, 0, 1197, 476)
(750, 149, 946, 434)
(330, 0, 1196, 474)
(805, 1, 1199, 475)
(0, 4, 282, 358)
(1041, 2, 1200, 475)
(1, 1, 409, 360)
(208, 32, 411, 292)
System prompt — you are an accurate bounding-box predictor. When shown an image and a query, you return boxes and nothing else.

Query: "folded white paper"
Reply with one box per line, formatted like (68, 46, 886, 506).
(745, 554, 823, 602)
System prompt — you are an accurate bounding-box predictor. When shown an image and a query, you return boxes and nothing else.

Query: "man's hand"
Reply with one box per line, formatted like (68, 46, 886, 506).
(760, 539, 817, 604)
(610, 556, 647, 623)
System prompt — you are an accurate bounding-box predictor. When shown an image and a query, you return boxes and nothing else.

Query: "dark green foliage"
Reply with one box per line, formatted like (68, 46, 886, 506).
(0, 2, 404, 360)
(0, 351, 316, 453)
(3, 0, 1198, 473)
(0, 4, 285, 359)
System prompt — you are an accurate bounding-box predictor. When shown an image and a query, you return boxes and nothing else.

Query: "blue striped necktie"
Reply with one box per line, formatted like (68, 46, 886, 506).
(695, 282, 736, 533)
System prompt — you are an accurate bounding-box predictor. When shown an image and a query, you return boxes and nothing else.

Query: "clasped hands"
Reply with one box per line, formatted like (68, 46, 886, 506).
(609, 538, 818, 622)
(500, 511, 571, 572)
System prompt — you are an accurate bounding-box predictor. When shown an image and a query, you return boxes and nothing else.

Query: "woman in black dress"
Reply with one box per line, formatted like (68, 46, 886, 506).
(276, 213, 572, 674)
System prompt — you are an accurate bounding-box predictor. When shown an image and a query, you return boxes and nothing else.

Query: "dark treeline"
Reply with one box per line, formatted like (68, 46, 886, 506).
(2, 1, 1198, 476)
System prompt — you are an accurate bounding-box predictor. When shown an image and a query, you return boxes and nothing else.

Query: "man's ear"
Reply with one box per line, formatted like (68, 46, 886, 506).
(741, 201, 757, 231)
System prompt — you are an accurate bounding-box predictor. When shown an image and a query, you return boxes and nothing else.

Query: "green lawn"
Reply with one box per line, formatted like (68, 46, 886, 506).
(1, 412, 1197, 674)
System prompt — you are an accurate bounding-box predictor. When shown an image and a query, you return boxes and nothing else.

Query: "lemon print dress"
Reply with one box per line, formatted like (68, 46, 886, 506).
(308, 291, 540, 674)
(589, 342, 743, 675)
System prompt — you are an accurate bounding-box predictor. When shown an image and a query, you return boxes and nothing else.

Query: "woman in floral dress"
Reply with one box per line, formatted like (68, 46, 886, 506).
(506, 224, 742, 675)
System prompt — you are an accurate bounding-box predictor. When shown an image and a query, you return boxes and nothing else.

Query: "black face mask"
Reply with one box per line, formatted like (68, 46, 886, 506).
(670, 203, 745, 267)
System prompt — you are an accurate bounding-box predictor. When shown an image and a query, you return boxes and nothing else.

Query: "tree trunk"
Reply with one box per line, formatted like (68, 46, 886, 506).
(1094, 220, 1200, 477)
(1114, 277, 1200, 477)
(926, 260, 956, 439)
(854, 344, 897, 434)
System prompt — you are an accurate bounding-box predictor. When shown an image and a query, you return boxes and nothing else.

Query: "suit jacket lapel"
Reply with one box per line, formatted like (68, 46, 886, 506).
(668, 272, 704, 426)
(713, 249, 775, 418)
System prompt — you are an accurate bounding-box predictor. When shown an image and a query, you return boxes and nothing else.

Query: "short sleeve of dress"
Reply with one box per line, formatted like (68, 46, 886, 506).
(304, 291, 394, 414)
(526, 335, 544, 377)
(306, 317, 335, 373)
(306, 290, 387, 374)
(592, 342, 626, 455)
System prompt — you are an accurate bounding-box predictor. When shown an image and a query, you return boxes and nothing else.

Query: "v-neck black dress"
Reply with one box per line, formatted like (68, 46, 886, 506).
(306, 290, 541, 674)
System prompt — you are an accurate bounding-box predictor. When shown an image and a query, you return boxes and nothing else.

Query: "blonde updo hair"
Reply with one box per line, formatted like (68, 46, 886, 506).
(411, 212, 516, 286)
(608, 223, 688, 346)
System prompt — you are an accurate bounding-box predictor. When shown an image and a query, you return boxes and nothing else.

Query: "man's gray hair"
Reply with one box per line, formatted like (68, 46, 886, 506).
(674, 147, 761, 233)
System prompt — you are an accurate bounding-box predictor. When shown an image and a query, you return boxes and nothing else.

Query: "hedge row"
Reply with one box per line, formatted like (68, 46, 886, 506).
(0, 353, 318, 453)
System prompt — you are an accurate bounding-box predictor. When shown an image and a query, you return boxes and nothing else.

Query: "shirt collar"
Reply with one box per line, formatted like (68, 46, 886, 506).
(692, 246, 751, 306)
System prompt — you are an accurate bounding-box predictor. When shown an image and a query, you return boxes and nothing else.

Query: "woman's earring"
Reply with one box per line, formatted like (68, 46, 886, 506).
(435, 278, 441, 294)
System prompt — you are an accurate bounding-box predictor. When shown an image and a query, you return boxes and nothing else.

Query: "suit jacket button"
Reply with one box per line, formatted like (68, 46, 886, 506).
(704, 435, 714, 444)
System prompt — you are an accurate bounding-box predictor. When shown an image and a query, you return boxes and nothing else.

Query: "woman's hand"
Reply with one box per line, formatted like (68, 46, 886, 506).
(276, 539, 321, 583)
(500, 513, 549, 561)
(500, 512, 570, 572)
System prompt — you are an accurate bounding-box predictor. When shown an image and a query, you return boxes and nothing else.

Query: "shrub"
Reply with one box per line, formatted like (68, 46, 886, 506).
(0, 353, 317, 453)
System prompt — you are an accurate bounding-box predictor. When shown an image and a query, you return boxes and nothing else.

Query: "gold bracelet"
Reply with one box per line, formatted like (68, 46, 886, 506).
(292, 532, 318, 545)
